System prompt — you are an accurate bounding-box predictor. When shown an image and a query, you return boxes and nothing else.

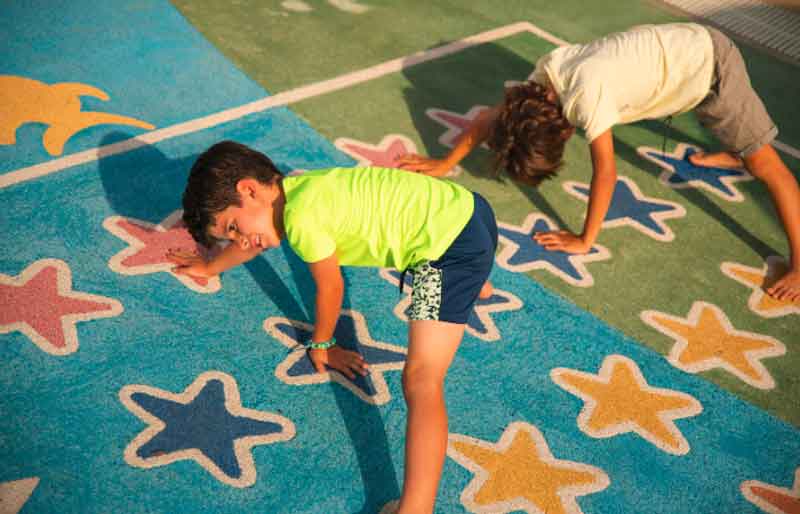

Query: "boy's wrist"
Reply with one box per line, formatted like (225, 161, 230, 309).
(579, 233, 595, 247)
(308, 337, 337, 350)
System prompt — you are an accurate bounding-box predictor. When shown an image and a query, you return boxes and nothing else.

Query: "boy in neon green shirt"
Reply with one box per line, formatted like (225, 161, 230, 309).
(169, 141, 497, 514)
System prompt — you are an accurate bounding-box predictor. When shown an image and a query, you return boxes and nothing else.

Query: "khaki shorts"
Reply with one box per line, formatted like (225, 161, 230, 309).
(694, 26, 778, 157)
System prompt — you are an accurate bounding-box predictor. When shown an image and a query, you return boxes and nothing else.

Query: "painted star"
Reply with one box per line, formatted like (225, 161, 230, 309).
(447, 421, 610, 514)
(0, 477, 39, 514)
(335, 134, 461, 177)
(104, 210, 221, 294)
(722, 257, 800, 318)
(426, 106, 490, 149)
(496, 213, 611, 287)
(637, 143, 752, 202)
(0, 259, 123, 355)
(263, 309, 406, 405)
(378, 269, 522, 342)
(119, 371, 295, 488)
(563, 176, 686, 242)
(641, 302, 786, 389)
(551, 354, 703, 455)
(741, 468, 800, 514)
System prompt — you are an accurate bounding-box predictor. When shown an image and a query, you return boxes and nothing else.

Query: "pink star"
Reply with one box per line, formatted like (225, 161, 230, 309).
(426, 106, 490, 148)
(0, 259, 123, 355)
(103, 211, 221, 294)
(335, 134, 417, 167)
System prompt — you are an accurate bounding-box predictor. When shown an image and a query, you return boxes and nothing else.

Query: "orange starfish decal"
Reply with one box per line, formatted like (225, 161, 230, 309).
(448, 422, 609, 514)
(0, 75, 154, 155)
(722, 257, 800, 318)
(741, 468, 800, 514)
(551, 355, 703, 455)
(641, 302, 786, 389)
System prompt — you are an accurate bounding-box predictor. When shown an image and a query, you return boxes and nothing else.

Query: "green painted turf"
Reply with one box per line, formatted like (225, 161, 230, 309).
(171, 0, 800, 425)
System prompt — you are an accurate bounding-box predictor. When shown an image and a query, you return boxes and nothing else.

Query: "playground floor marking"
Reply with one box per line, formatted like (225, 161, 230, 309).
(3, 20, 798, 190)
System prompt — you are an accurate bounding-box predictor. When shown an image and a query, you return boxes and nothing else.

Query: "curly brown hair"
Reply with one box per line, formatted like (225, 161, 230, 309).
(487, 81, 573, 187)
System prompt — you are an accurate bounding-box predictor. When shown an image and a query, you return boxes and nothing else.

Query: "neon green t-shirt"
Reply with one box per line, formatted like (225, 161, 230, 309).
(282, 167, 474, 269)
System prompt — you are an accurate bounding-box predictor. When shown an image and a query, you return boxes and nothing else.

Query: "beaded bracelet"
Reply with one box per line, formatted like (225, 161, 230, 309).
(308, 337, 337, 350)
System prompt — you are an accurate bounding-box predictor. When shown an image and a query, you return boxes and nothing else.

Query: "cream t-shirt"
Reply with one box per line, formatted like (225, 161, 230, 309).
(531, 23, 715, 142)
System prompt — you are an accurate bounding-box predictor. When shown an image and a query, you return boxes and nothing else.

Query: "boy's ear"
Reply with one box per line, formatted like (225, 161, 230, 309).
(235, 178, 259, 198)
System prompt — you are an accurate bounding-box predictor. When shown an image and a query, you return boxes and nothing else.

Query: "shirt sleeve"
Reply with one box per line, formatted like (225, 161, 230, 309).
(285, 213, 336, 263)
(565, 82, 620, 143)
(530, 56, 549, 86)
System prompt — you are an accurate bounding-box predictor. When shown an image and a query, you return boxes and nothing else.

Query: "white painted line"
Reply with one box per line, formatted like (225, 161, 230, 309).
(774, 140, 800, 160)
(2, 20, 797, 189)
(0, 22, 563, 189)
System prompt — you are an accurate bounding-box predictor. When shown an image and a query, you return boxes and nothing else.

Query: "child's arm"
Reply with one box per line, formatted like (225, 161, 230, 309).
(167, 242, 262, 278)
(306, 253, 369, 378)
(396, 104, 501, 177)
(534, 129, 617, 253)
(744, 144, 800, 302)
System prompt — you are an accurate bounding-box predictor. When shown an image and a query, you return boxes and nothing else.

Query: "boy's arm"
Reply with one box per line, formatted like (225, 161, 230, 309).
(308, 253, 345, 343)
(307, 253, 368, 378)
(396, 104, 501, 177)
(534, 129, 617, 253)
(168, 242, 262, 278)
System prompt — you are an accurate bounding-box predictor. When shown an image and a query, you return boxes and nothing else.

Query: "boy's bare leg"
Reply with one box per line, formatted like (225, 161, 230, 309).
(688, 151, 744, 169)
(479, 280, 493, 299)
(743, 143, 800, 301)
(397, 320, 466, 514)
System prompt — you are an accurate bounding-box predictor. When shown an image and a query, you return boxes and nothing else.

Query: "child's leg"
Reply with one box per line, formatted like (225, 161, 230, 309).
(742, 143, 800, 301)
(397, 319, 466, 514)
(479, 280, 493, 299)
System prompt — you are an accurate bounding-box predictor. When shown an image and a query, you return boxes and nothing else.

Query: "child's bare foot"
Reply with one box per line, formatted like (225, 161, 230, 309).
(479, 280, 493, 299)
(688, 151, 743, 169)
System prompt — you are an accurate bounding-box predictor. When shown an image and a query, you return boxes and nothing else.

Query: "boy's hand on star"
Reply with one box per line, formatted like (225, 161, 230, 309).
(309, 346, 369, 379)
(533, 230, 592, 254)
(166, 248, 216, 278)
(767, 268, 800, 302)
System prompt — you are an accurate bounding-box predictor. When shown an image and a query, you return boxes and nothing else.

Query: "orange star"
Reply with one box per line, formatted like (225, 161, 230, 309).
(551, 355, 703, 455)
(641, 302, 786, 389)
(722, 257, 800, 318)
(448, 422, 609, 514)
(741, 467, 800, 514)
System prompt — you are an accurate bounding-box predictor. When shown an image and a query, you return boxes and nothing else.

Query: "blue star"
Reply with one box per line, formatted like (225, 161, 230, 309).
(264, 310, 406, 405)
(495, 214, 611, 287)
(565, 176, 686, 241)
(637, 143, 751, 201)
(379, 269, 522, 341)
(120, 371, 295, 487)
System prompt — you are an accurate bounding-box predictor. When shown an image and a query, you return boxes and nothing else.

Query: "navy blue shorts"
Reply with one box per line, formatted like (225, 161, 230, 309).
(407, 192, 497, 324)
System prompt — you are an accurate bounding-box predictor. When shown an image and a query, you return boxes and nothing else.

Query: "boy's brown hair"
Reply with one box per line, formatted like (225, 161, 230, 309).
(487, 81, 573, 187)
(182, 140, 281, 248)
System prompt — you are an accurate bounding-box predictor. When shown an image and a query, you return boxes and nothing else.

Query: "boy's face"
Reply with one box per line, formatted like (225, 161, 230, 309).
(208, 178, 284, 251)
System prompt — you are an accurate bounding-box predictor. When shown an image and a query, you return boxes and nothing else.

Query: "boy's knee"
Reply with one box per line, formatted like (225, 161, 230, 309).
(401, 366, 445, 399)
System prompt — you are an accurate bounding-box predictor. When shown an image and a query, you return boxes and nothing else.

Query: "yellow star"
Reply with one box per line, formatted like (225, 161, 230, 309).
(642, 302, 786, 389)
(448, 422, 609, 514)
(722, 257, 800, 318)
(551, 355, 702, 455)
(741, 467, 800, 514)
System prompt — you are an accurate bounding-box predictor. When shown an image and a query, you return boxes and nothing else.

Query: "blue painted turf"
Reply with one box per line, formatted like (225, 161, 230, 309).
(1, 2, 798, 513)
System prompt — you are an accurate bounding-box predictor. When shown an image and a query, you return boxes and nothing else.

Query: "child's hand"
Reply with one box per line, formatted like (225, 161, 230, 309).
(533, 230, 592, 254)
(767, 268, 800, 302)
(166, 248, 216, 278)
(308, 346, 369, 379)
(395, 153, 451, 178)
